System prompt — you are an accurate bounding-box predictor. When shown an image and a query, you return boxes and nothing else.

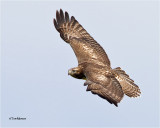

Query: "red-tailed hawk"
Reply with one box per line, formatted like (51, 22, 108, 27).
(53, 9, 141, 106)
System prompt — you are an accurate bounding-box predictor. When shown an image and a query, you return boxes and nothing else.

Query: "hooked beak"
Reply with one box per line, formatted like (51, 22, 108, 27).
(68, 69, 72, 75)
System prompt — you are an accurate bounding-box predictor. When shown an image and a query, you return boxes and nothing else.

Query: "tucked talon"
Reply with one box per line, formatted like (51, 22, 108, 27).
(84, 80, 92, 86)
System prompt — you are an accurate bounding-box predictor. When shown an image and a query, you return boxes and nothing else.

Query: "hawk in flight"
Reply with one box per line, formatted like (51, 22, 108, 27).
(53, 9, 141, 106)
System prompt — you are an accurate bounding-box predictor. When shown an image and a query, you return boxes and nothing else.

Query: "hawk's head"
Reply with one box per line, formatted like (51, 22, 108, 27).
(68, 67, 86, 80)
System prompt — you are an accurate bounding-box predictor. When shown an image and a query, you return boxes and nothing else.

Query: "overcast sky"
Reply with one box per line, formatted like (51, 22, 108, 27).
(1, 1, 159, 127)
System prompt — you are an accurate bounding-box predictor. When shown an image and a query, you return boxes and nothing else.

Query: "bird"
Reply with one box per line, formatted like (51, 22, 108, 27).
(53, 9, 141, 107)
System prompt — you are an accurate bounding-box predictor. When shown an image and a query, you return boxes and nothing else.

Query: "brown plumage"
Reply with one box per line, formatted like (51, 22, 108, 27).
(53, 9, 141, 106)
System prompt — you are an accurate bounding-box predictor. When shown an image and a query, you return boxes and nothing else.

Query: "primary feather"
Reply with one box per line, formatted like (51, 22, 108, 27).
(54, 9, 111, 66)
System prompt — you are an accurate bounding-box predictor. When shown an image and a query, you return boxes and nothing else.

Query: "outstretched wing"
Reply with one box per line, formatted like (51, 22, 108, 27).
(54, 9, 110, 66)
(83, 64, 124, 106)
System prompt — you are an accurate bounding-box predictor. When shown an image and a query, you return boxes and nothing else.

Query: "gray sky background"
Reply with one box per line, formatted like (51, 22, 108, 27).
(1, 1, 159, 127)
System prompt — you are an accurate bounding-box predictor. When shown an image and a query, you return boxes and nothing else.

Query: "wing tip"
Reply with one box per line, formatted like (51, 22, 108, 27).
(71, 16, 75, 21)
(60, 8, 63, 13)
(114, 103, 118, 107)
(60, 9, 64, 22)
(65, 11, 69, 22)
(53, 18, 58, 30)
(54, 9, 72, 30)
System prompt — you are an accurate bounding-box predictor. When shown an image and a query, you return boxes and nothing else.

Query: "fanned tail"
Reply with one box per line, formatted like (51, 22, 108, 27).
(112, 67, 141, 97)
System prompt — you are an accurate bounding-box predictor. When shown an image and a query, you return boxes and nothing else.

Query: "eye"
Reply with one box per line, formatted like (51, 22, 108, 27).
(72, 70, 76, 73)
